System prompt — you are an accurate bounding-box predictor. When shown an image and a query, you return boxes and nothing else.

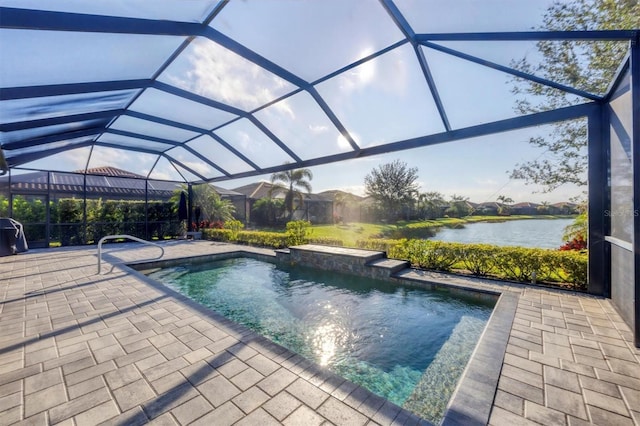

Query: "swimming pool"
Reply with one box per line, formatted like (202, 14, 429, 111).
(146, 256, 495, 423)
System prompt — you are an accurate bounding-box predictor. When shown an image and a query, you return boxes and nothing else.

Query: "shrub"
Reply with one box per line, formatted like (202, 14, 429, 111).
(357, 238, 587, 288)
(493, 246, 544, 281)
(203, 228, 290, 248)
(557, 251, 588, 290)
(308, 237, 343, 246)
(459, 244, 499, 276)
(224, 219, 244, 241)
(285, 220, 311, 246)
(395, 240, 462, 271)
(356, 238, 404, 254)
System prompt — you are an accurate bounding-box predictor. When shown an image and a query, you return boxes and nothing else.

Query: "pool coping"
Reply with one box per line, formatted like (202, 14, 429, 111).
(123, 246, 520, 425)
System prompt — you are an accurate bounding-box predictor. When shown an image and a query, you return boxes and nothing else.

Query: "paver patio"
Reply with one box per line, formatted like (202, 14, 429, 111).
(0, 241, 638, 425)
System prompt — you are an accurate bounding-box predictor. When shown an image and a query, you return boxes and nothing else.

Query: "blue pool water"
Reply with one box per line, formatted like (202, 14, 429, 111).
(147, 257, 494, 422)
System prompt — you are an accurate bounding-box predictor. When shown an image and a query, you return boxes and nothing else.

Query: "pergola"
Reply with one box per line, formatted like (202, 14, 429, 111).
(0, 1, 638, 346)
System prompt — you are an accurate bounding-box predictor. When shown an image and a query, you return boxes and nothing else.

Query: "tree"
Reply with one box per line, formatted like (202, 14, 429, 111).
(172, 184, 236, 225)
(445, 194, 472, 218)
(270, 165, 313, 221)
(418, 191, 446, 219)
(497, 195, 514, 216)
(251, 197, 284, 226)
(364, 160, 419, 221)
(510, 0, 640, 191)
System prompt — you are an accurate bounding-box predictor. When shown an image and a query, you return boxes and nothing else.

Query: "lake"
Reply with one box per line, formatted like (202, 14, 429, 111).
(429, 218, 574, 249)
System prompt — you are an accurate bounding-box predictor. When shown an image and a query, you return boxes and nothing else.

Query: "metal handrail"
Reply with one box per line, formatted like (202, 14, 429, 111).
(97, 234, 164, 274)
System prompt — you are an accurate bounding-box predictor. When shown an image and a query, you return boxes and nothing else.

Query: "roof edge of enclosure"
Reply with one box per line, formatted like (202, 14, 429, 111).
(1, 2, 638, 184)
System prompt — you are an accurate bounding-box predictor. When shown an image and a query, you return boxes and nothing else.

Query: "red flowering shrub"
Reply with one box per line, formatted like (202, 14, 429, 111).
(559, 236, 587, 251)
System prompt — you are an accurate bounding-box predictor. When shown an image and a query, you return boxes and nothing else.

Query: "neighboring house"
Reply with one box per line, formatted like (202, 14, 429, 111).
(318, 190, 365, 223)
(231, 181, 333, 224)
(473, 202, 500, 216)
(550, 202, 580, 215)
(3, 167, 181, 201)
(511, 202, 541, 215)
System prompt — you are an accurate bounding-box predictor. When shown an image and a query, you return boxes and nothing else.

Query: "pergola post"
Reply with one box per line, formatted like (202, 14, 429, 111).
(588, 105, 610, 297)
(187, 183, 193, 232)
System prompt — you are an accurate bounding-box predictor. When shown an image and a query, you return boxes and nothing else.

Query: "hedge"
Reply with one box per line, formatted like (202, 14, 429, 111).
(202, 229, 587, 290)
(202, 228, 343, 248)
(357, 239, 587, 290)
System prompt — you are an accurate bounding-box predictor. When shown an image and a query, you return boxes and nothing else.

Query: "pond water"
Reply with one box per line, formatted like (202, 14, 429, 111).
(429, 218, 574, 249)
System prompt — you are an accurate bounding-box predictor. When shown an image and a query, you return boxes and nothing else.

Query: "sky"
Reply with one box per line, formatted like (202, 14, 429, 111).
(6, 0, 590, 204)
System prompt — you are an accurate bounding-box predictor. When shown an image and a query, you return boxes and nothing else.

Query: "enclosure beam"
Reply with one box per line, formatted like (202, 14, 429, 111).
(0, 80, 150, 100)
(631, 35, 640, 347)
(204, 102, 598, 183)
(587, 105, 609, 297)
(420, 41, 603, 102)
(416, 30, 638, 42)
(8, 141, 95, 167)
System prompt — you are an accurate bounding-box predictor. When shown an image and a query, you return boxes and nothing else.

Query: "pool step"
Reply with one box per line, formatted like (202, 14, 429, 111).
(367, 258, 411, 275)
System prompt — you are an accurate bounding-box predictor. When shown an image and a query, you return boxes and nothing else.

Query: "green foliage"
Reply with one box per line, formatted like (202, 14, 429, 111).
(203, 225, 342, 249)
(252, 197, 284, 226)
(355, 238, 405, 256)
(171, 184, 236, 223)
(563, 210, 587, 242)
(270, 165, 313, 220)
(56, 198, 85, 245)
(416, 191, 446, 220)
(511, 0, 640, 190)
(44, 197, 181, 246)
(557, 251, 588, 287)
(0, 194, 8, 216)
(459, 244, 500, 276)
(364, 159, 419, 221)
(376, 222, 439, 239)
(493, 247, 545, 282)
(11, 195, 46, 224)
(355, 238, 587, 289)
(393, 240, 462, 271)
(224, 219, 244, 241)
(203, 228, 290, 248)
(306, 236, 343, 246)
(285, 220, 311, 246)
(445, 195, 472, 218)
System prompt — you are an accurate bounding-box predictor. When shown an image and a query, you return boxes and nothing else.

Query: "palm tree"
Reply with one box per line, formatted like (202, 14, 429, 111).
(270, 165, 313, 221)
(497, 195, 514, 216)
(172, 184, 236, 224)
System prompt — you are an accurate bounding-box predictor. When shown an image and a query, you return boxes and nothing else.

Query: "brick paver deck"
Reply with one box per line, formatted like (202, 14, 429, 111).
(1, 241, 638, 425)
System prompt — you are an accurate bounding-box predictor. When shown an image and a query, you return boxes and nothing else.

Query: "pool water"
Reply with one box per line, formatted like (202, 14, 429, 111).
(147, 257, 494, 422)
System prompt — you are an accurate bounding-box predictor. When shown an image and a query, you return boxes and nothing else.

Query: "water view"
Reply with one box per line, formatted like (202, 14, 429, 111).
(429, 218, 574, 249)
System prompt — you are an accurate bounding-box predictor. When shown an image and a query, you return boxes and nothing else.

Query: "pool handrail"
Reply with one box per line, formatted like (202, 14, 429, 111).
(97, 234, 164, 274)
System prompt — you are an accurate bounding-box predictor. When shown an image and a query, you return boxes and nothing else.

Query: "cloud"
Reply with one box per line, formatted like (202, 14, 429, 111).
(163, 38, 293, 111)
(61, 149, 90, 170)
(183, 160, 214, 177)
(474, 178, 499, 186)
(309, 124, 329, 133)
(333, 184, 367, 197)
(273, 99, 295, 120)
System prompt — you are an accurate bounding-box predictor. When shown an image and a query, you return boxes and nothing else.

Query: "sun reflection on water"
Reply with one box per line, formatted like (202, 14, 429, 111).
(309, 302, 349, 366)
